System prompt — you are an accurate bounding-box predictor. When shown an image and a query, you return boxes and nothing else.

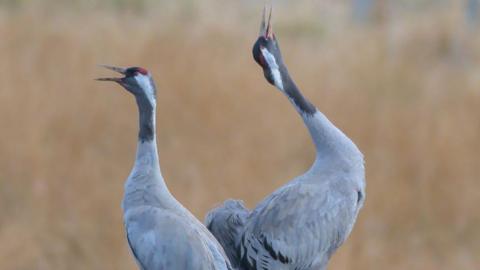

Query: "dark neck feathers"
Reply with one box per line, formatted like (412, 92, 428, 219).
(135, 95, 155, 142)
(279, 65, 316, 115)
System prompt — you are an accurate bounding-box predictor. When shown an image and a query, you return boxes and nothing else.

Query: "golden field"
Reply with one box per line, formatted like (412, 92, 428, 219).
(0, 1, 479, 269)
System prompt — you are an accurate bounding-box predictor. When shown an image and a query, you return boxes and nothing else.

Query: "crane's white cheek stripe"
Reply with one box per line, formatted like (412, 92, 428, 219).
(271, 68, 284, 90)
(135, 75, 156, 105)
(260, 47, 284, 91)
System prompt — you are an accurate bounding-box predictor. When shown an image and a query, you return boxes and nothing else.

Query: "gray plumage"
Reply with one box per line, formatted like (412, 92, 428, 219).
(205, 7, 365, 270)
(98, 65, 232, 270)
(206, 200, 249, 265)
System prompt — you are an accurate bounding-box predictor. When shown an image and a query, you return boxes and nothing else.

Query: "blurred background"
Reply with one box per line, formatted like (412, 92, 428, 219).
(0, 0, 479, 269)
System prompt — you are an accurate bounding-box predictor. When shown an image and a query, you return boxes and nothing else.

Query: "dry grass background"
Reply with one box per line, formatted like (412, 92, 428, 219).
(0, 1, 479, 269)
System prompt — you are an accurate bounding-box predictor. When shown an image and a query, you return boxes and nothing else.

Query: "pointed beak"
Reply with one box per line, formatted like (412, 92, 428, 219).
(95, 65, 126, 82)
(259, 4, 274, 39)
(96, 77, 123, 83)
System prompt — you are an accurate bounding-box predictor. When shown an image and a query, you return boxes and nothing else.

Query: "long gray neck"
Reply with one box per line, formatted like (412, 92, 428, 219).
(278, 67, 364, 171)
(123, 95, 179, 211)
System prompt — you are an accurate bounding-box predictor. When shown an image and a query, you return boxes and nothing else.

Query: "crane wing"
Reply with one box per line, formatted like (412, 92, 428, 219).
(205, 199, 250, 267)
(125, 206, 231, 270)
(239, 182, 361, 270)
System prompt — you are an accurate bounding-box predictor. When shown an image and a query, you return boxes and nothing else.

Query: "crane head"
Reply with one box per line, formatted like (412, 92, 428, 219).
(97, 65, 156, 104)
(252, 4, 285, 90)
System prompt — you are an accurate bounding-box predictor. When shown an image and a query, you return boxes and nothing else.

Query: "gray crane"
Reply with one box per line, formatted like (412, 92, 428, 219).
(205, 7, 366, 270)
(97, 65, 232, 270)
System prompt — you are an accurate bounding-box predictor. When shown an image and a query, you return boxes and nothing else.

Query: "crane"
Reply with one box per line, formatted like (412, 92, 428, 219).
(97, 65, 232, 270)
(205, 6, 366, 270)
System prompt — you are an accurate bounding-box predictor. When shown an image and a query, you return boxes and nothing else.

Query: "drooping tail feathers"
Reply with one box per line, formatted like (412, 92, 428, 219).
(205, 199, 250, 267)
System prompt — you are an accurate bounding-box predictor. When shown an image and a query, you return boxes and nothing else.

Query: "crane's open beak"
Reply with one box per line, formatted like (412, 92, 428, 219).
(259, 4, 274, 39)
(96, 65, 127, 83)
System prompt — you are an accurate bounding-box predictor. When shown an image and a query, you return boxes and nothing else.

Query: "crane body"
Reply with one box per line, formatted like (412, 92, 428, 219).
(98, 66, 232, 270)
(206, 7, 366, 270)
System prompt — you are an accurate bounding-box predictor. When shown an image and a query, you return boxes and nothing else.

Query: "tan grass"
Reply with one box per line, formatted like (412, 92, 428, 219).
(0, 2, 479, 270)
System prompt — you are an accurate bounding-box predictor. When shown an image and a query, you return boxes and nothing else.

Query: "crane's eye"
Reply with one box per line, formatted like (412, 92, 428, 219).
(258, 51, 266, 68)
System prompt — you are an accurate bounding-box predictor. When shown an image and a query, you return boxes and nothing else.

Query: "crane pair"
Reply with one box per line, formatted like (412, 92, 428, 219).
(97, 5, 365, 270)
